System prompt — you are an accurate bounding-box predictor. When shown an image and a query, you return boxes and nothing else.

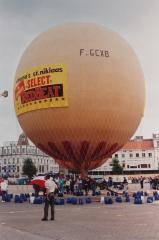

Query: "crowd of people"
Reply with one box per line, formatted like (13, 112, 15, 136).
(33, 175, 130, 197)
(2, 174, 159, 202)
(127, 176, 159, 190)
(34, 175, 101, 197)
(44, 175, 159, 194)
(2, 174, 159, 221)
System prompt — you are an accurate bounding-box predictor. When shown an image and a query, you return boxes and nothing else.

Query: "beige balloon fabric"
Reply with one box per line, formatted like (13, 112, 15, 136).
(14, 23, 145, 174)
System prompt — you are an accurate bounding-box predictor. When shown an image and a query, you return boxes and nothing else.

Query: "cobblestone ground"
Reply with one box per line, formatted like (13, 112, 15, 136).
(0, 183, 155, 240)
(0, 197, 159, 240)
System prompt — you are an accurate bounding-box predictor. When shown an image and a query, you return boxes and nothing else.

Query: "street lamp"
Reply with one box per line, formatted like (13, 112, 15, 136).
(0, 90, 8, 98)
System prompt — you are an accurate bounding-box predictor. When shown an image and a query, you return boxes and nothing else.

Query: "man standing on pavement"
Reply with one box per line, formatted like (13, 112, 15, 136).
(42, 175, 57, 221)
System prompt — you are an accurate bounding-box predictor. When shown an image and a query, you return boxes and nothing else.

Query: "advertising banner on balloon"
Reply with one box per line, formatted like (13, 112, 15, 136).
(14, 64, 68, 116)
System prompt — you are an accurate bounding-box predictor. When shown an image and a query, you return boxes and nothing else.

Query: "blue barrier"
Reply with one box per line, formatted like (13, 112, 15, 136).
(78, 198, 84, 205)
(136, 192, 142, 198)
(5, 194, 11, 202)
(85, 197, 92, 204)
(147, 196, 153, 203)
(66, 198, 72, 204)
(104, 197, 113, 204)
(66, 197, 78, 204)
(15, 195, 23, 203)
(115, 196, 122, 203)
(8, 194, 13, 199)
(71, 197, 78, 205)
(20, 194, 27, 202)
(34, 197, 43, 204)
(134, 198, 142, 204)
(59, 198, 65, 205)
(153, 192, 159, 200)
(54, 198, 60, 205)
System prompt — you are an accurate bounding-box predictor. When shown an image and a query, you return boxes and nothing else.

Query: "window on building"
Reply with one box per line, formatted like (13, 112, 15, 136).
(130, 166, 137, 168)
(148, 153, 152, 157)
(12, 148, 16, 154)
(37, 149, 42, 155)
(22, 148, 26, 154)
(17, 148, 20, 154)
(142, 153, 145, 157)
(115, 154, 118, 158)
(7, 148, 11, 154)
(122, 154, 125, 158)
(3, 149, 7, 155)
(148, 164, 151, 168)
(32, 148, 36, 154)
(129, 153, 133, 158)
(17, 158, 19, 164)
(157, 141, 159, 148)
(141, 164, 147, 168)
(26, 147, 30, 154)
(17, 166, 19, 172)
(4, 159, 6, 164)
(136, 153, 139, 157)
(127, 165, 129, 168)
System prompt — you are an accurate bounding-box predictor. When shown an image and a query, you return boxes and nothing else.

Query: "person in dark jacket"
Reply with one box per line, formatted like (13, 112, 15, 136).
(140, 176, 144, 189)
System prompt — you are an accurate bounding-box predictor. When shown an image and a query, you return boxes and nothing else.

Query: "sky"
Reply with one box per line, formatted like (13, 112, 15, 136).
(0, 0, 159, 144)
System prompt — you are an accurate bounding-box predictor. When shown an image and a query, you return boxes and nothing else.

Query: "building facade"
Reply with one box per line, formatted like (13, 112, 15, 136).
(1, 133, 159, 177)
(89, 134, 159, 176)
(0, 133, 59, 177)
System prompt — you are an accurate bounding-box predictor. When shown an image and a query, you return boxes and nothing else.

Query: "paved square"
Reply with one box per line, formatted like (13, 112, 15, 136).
(0, 200, 158, 240)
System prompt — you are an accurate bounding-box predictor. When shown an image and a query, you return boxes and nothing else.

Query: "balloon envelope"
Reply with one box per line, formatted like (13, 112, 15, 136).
(13, 23, 145, 174)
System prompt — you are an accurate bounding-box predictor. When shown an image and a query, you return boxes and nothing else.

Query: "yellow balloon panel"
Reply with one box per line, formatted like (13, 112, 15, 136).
(14, 64, 68, 116)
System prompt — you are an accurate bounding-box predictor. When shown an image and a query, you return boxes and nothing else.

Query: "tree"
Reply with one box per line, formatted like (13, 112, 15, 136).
(111, 157, 123, 175)
(22, 158, 37, 179)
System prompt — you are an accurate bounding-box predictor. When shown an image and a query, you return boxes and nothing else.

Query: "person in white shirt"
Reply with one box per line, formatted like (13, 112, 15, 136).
(1, 179, 8, 202)
(42, 175, 57, 221)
